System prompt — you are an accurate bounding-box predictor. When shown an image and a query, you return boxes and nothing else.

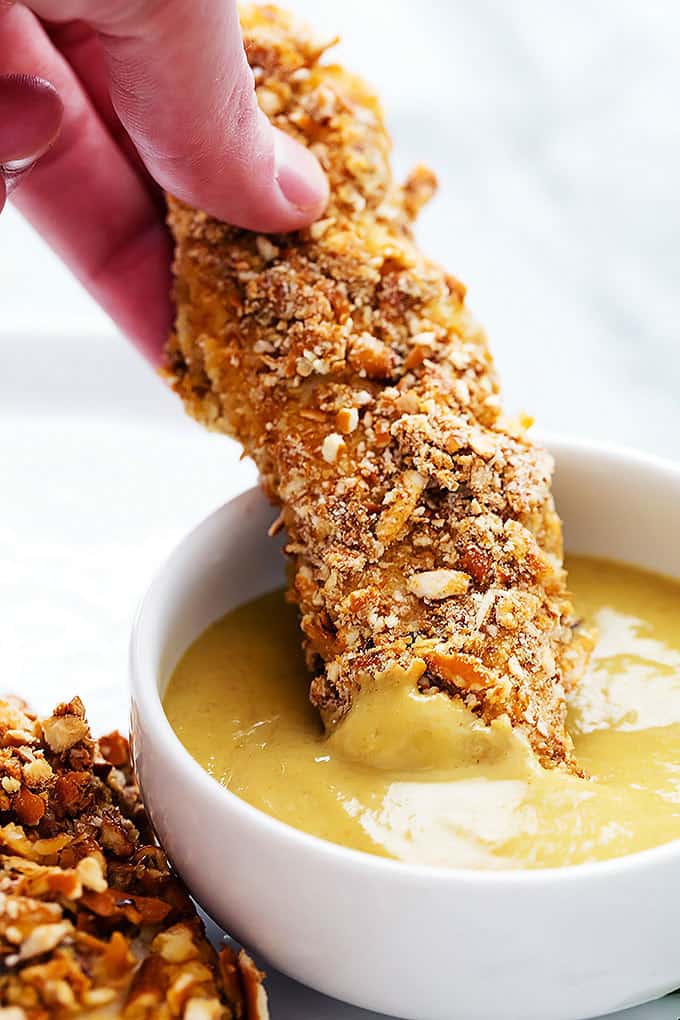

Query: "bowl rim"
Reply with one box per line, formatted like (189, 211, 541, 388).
(130, 432, 680, 886)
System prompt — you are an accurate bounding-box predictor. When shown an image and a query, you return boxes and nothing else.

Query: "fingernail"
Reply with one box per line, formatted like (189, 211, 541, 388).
(0, 75, 63, 168)
(274, 128, 328, 213)
(1, 156, 36, 174)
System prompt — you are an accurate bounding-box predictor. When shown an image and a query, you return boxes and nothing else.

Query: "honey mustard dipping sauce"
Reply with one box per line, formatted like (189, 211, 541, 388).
(164, 557, 680, 870)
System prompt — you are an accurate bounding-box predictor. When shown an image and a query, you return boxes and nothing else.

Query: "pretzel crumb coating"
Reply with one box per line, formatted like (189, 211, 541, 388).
(166, 4, 592, 770)
(0, 696, 268, 1019)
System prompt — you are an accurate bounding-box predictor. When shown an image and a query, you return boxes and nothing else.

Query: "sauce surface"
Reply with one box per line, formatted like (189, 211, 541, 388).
(164, 557, 680, 869)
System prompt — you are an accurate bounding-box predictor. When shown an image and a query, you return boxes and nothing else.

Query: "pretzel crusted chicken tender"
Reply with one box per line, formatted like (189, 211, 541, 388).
(166, 5, 590, 770)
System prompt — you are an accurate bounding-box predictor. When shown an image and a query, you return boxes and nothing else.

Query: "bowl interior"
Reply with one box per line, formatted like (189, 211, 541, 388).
(152, 486, 286, 698)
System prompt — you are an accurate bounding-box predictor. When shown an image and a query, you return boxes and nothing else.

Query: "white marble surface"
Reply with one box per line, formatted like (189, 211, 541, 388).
(2, 2, 680, 1017)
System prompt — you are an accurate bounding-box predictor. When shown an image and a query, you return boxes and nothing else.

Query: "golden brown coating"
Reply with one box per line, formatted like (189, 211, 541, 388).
(166, 4, 590, 769)
(0, 696, 268, 1020)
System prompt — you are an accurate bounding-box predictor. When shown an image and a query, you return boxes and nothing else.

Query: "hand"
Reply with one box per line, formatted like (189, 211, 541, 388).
(0, 1, 328, 363)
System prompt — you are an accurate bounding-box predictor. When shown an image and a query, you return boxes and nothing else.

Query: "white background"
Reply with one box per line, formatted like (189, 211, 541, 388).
(2, 2, 679, 1017)
(5, 0, 680, 455)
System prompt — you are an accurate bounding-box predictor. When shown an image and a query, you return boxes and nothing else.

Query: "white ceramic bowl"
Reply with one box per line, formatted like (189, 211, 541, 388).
(130, 436, 680, 1020)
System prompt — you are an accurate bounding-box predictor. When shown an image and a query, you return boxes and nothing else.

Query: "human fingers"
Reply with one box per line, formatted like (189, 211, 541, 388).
(1, 5, 172, 362)
(26, 0, 328, 231)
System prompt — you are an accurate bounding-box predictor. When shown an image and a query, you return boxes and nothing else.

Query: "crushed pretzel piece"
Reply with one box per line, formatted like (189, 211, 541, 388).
(376, 471, 426, 546)
(348, 333, 394, 379)
(267, 511, 285, 537)
(407, 569, 470, 600)
(238, 950, 271, 1020)
(42, 707, 89, 755)
(0, 697, 269, 1018)
(6, 920, 72, 965)
(321, 433, 345, 464)
(255, 236, 279, 262)
(335, 407, 359, 434)
(98, 731, 129, 767)
(75, 855, 107, 893)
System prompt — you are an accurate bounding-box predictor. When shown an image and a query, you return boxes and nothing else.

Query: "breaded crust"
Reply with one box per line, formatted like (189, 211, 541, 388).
(166, 4, 590, 769)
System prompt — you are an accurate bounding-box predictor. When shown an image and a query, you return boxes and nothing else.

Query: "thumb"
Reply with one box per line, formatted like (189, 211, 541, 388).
(64, 0, 328, 232)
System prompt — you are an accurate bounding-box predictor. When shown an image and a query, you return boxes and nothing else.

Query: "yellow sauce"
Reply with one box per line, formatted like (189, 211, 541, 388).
(164, 557, 680, 869)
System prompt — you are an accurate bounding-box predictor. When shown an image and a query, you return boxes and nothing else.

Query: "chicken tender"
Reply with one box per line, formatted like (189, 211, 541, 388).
(166, 4, 590, 770)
